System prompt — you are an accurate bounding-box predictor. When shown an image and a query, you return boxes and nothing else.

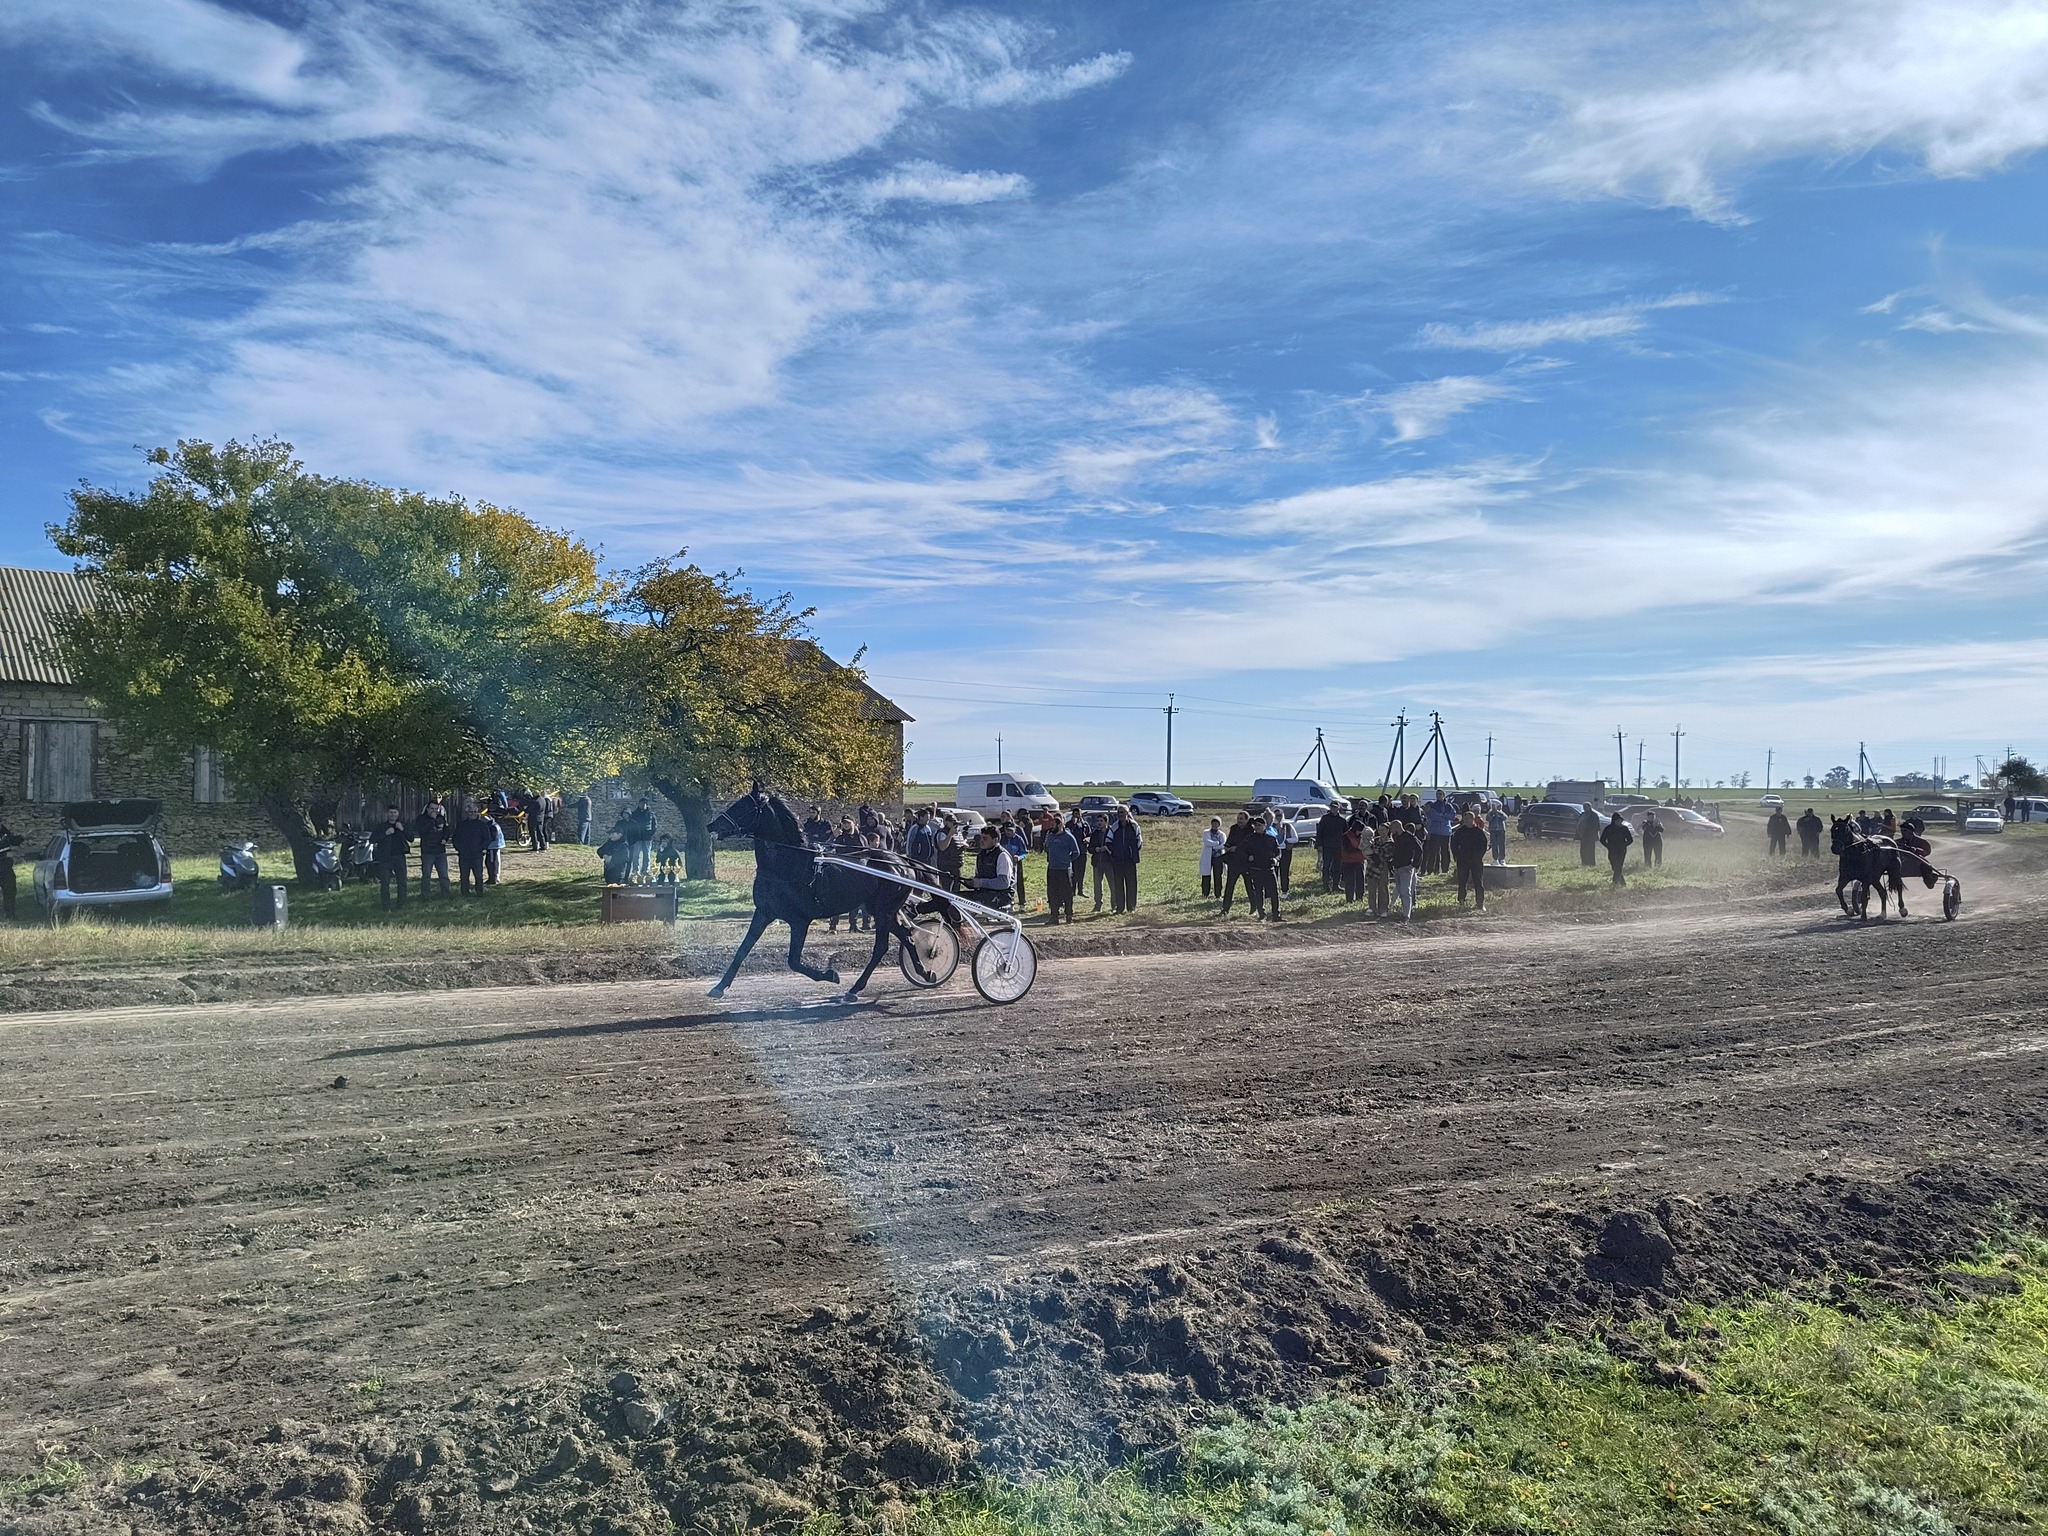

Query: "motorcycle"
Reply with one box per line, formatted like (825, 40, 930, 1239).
(217, 840, 260, 892)
(341, 830, 380, 884)
(310, 837, 344, 892)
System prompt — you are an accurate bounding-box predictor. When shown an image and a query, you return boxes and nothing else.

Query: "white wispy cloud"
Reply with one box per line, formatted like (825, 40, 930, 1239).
(1418, 293, 1716, 351)
(862, 161, 1030, 205)
(1368, 375, 1522, 439)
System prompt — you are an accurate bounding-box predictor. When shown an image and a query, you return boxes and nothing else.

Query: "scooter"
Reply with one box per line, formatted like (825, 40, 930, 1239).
(218, 840, 260, 892)
(310, 837, 344, 892)
(341, 830, 379, 884)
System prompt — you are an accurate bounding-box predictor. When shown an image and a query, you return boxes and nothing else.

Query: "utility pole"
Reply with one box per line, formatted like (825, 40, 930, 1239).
(1380, 712, 1410, 794)
(1162, 693, 1179, 791)
(1636, 741, 1645, 791)
(1484, 734, 1494, 791)
(1614, 727, 1626, 795)
(1672, 724, 1685, 790)
(996, 733, 1003, 774)
(1765, 748, 1773, 792)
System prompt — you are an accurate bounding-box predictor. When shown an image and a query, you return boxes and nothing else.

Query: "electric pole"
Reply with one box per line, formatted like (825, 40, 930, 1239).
(1484, 734, 1494, 791)
(1162, 693, 1179, 791)
(1672, 724, 1685, 790)
(1636, 740, 1645, 791)
(996, 733, 1003, 774)
(1614, 727, 1626, 795)
(1765, 748, 1773, 792)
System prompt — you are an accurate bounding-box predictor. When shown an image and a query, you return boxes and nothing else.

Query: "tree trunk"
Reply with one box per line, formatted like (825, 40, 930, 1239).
(653, 776, 718, 881)
(257, 788, 322, 885)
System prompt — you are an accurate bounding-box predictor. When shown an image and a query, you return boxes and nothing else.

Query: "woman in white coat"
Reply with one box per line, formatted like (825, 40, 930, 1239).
(1198, 816, 1226, 899)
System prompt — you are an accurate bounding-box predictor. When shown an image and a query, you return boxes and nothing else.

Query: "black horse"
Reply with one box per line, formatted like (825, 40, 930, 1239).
(1830, 815, 1907, 919)
(705, 790, 954, 1000)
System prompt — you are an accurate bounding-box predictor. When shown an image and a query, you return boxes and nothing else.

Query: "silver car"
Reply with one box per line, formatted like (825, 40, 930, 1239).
(33, 799, 173, 921)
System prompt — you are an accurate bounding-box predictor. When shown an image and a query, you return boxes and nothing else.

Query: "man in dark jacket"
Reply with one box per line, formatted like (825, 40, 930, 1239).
(1107, 807, 1144, 914)
(801, 804, 833, 849)
(0, 799, 22, 921)
(1766, 807, 1792, 856)
(1796, 807, 1824, 858)
(1240, 812, 1280, 921)
(1576, 804, 1602, 868)
(452, 802, 494, 896)
(1599, 810, 1634, 887)
(1449, 809, 1490, 909)
(1042, 818, 1079, 924)
(371, 803, 412, 910)
(625, 797, 658, 883)
(1389, 821, 1423, 920)
(1315, 805, 1346, 893)
(415, 795, 452, 897)
(1217, 811, 1250, 916)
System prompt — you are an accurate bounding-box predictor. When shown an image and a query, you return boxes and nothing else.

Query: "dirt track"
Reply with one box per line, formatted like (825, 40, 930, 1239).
(4, 837, 2046, 1533)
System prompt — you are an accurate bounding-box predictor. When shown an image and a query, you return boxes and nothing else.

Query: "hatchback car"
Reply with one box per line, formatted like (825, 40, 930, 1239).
(1128, 791, 1193, 816)
(1517, 802, 1596, 839)
(1758, 793, 1784, 808)
(33, 799, 173, 920)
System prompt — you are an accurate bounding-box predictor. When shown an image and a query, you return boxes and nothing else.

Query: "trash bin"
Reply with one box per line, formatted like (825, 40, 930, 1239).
(252, 883, 289, 930)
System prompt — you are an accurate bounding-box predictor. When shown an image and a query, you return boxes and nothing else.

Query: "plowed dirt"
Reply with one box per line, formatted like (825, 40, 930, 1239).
(3, 837, 2044, 1533)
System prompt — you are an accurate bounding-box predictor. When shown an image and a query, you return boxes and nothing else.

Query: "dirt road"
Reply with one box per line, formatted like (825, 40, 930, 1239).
(4, 837, 2045, 1533)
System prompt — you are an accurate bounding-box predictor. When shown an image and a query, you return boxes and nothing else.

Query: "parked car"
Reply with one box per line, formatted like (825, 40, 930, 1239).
(1074, 794, 1122, 815)
(1758, 793, 1784, 808)
(1623, 805, 1724, 838)
(931, 806, 988, 838)
(1128, 791, 1193, 816)
(1904, 803, 1957, 824)
(1517, 802, 1593, 839)
(1962, 806, 2005, 834)
(33, 799, 173, 921)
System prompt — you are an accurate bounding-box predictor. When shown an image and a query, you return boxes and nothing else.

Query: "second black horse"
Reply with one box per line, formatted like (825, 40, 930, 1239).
(705, 789, 954, 1000)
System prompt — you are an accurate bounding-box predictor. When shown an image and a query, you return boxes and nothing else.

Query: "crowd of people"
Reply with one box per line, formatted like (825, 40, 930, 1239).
(366, 788, 561, 907)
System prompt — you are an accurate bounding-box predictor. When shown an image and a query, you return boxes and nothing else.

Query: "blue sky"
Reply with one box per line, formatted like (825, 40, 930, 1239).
(4, 0, 2048, 791)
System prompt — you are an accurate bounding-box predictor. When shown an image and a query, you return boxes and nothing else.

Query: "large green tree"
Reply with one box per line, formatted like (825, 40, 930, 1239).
(51, 440, 617, 878)
(618, 557, 894, 878)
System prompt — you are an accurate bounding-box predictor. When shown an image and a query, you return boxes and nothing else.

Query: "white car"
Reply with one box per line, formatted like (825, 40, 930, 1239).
(1962, 807, 2005, 834)
(1127, 791, 1193, 816)
(931, 806, 988, 837)
(1758, 794, 1784, 808)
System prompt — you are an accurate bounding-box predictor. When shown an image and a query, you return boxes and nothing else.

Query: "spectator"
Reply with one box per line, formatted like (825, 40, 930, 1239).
(1043, 817, 1079, 924)
(1363, 820, 1390, 915)
(802, 804, 834, 849)
(1599, 810, 1634, 887)
(625, 797, 658, 883)
(1796, 806, 1824, 857)
(1274, 809, 1298, 895)
(1315, 804, 1347, 893)
(1002, 818, 1031, 910)
(1107, 806, 1144, 914)
(1486, 802, 1508, 866)
(1881, 808, 1898, 839)
(1199, 816, 1226, 899)
(1766, 807, 1792, 856)
(967, 826, 1014, 908)
(1450, 809, 1489, 910)
(453, 801, 493, 896)
(1576, 803, 1602, 868)
(415, 794, 452, 898)
(1241, 811, 1279, 921)
(1217, 811, 1251, 916)
(654, 835, 682, 884)
(1088, 815, 1113, 913)
(828, 817, 865, 932)
(935, 815, 964, 891)
(0, 798, 20, 921)
(1389, 818, 1423, 921)
(1423, 791, 1456, 875)
(573, 791, 593, 845)
(2004, 791, 2017, 822)
(1641, 810, 1665, 868)
(1341, 813, 1367, 904)
(485, 805, 507, 885)
(905, 807, 940, 868)
(369, 803, 412, 909)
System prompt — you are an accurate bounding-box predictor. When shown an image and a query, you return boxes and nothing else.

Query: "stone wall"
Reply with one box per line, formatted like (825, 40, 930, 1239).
(0, 682, 268, 856)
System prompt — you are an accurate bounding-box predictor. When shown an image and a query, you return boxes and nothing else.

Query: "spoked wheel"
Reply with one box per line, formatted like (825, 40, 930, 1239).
(898, 915, 961, 988)
(1942, 878, 1962, 921)
(971, 928, 1038, 1004)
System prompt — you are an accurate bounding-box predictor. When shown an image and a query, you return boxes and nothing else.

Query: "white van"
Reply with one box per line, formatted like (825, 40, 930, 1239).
(956, 773, 1060, 814)
(1250, 777, 1349, 813)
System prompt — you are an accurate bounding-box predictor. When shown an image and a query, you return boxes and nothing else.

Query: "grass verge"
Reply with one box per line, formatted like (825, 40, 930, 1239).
(886, 1240, 2048, 1536)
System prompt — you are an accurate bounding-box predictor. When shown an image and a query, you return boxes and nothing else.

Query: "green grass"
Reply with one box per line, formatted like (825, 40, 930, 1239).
(884, 1240, 2048, 1536)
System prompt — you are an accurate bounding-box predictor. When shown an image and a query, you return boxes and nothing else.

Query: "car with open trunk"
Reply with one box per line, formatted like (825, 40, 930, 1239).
(32, 799, 174, 920)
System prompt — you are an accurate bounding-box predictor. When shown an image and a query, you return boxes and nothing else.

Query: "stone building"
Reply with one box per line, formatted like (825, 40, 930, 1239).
(0, 565, 266, 854)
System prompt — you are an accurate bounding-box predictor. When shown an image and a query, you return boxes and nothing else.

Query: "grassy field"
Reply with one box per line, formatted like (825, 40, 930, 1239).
(884, 1238, 2048, 1536)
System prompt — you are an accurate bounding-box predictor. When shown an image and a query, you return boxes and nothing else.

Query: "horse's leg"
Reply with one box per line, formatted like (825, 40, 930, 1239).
(1892, 873, 1907, 917)
(840, 896, 899, 999)
(710, 908, 774, 997)
(785, 917, 840, 984)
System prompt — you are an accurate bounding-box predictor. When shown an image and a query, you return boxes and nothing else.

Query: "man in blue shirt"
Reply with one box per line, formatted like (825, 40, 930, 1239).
(1423, 791, 1457, 875)
(1042, 818, 1079, 923)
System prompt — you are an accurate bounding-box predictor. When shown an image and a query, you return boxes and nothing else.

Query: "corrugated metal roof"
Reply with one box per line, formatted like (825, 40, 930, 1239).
(0, 566, 94, 686)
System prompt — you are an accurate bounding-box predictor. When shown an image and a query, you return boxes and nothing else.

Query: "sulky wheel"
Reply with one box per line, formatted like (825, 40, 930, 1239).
(1942, 878, 1962, 922)
(898, 915, 961, 988)
(970, 928, 1038, 1004)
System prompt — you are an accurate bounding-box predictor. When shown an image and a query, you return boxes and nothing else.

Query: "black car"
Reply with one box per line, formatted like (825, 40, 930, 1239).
(1517, 802, 1594, 839)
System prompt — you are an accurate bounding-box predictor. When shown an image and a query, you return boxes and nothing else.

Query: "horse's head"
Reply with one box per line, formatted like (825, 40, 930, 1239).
(708, 790, 770, 842)
(1830, 816, 1856, 853)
